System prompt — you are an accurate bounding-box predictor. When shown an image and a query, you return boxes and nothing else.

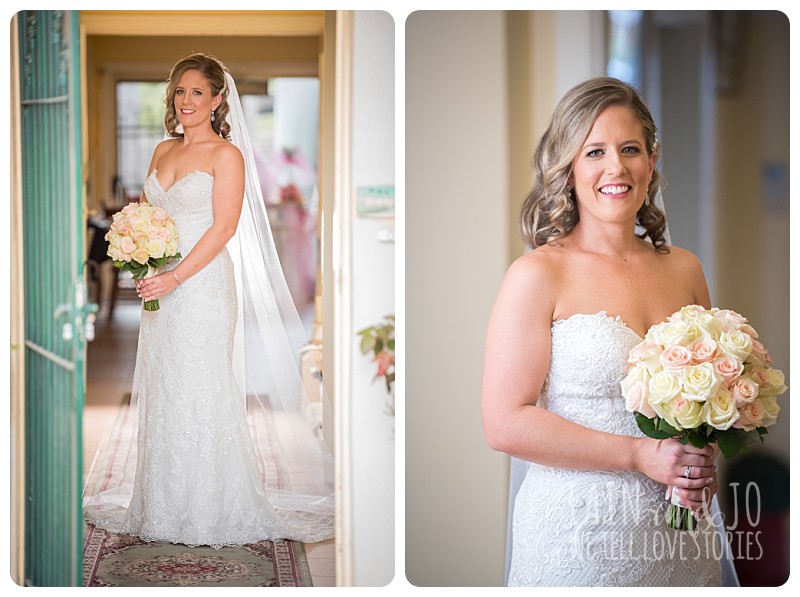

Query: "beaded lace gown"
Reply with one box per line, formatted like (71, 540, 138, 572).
(507, 313, 722, 586)
(84, 169, 332, 547)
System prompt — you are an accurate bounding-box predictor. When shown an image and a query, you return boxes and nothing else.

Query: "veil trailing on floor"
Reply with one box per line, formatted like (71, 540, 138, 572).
(503, 190, 739, 586)
(83, 71, 334, 542)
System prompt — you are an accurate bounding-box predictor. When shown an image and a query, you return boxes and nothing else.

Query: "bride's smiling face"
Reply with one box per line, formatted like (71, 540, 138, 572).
(173, 69, 220, 128)
(570, 104, 655, 225)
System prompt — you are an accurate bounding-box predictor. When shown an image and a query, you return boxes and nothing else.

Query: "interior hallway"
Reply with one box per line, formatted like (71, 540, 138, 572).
(83, 293, 335, 586)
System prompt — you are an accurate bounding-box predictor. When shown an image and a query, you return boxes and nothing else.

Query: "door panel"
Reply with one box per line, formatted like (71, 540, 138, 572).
(19, 9, 88, 587)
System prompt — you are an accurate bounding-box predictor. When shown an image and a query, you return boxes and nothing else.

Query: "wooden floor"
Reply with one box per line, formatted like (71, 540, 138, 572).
(83, 298, 335, 586)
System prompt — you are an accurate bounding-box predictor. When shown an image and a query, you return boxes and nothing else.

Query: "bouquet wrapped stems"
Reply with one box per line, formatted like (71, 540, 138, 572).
(138, 265, 161, 312)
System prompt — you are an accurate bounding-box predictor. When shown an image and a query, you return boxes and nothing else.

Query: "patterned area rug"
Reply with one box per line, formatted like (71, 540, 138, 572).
(82, 397, 313, 587)
(83, 524, 311, 586)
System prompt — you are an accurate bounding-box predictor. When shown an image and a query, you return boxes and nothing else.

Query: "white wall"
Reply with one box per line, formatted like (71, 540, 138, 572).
(350, 10, 395, 587)
(406, 11, 608, 586)
(406, 11, 509, 586)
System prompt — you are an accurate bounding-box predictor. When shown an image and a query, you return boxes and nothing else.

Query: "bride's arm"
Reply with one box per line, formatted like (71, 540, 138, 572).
(481, 253, 715, 494)
(138, 144, 245, 301)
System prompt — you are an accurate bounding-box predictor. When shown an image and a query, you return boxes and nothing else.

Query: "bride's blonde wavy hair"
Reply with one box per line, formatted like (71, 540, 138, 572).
(520, 77, 668, 252)
(164, 53, 231, 140)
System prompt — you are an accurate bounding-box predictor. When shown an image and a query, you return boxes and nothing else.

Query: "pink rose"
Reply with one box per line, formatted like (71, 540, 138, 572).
(712, 356, 743, 387)
(714, 309, 748, 332)
(689, 338, 717, 363)
(158, 227, 172, 242)
(120, 236, 136, 254)
(152, 208, 168, 222)
(748, 367, 769, 387)
(731, 377, 760, 407)
(734, 400, 765, 431)
(660, 345, 693, 370)
(147, 226, 162, 239)
(622, 366, 657, 418)
(627, 340, 663, 373)
(749, 339, 772, 365)
(628, 340, 662, 363)
(740, 324, 759, 338)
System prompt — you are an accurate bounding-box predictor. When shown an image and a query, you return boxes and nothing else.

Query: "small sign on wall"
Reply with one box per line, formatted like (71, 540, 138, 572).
(356, 185, 394, 217)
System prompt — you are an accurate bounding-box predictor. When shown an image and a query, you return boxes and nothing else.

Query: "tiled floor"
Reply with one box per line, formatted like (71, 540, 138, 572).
(84, 299, 335, 586)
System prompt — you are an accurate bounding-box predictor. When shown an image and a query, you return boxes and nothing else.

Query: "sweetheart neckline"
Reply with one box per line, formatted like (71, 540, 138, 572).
(150, 169, 214, 194)
(552, 311, 645, 341)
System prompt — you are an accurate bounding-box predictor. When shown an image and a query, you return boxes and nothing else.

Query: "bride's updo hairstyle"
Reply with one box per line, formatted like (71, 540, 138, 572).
(164, 53, 231, 140)
(520, 77, 668, 252)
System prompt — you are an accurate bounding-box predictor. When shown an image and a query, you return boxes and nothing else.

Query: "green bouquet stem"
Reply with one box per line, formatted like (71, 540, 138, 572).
(143, 299, 160, 312)
(667, 503, 697, 531)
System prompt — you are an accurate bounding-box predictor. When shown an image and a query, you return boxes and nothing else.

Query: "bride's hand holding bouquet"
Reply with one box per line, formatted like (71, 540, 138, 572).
(105, 201, 182, 311)
(622, 305, 787, 530)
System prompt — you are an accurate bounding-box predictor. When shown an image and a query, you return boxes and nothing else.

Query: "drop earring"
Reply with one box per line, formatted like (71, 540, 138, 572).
(645, 191, 650, 207)
(565, 187, 575, 212)
(211, 109, 216, 122)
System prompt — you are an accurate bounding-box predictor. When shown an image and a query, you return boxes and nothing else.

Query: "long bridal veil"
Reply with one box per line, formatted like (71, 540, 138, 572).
(83, 70, 334, 542)
(503, 190, 738, 586)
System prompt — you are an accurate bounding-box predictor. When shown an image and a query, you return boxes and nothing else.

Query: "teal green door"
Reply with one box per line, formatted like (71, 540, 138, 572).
(19, 10, 93, 587)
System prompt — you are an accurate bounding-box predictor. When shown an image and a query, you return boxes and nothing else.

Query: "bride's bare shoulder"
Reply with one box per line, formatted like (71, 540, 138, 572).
(657, 244, 711, 304)
(499, 245, 564, 305)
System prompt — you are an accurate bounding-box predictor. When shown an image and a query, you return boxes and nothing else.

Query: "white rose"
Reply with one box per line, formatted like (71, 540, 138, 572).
(759, 395, 780, 427)
(147, 238, 166, 259)
(702, 387, 739, 430)
(647, 319, 690, 347)
(655, 395, 703, 431)
(687, 311, 723, 341)
(762, 368, 788, 396)
(681, 362, 721, 399)
(165, 239, 179, 257)
(648, 370, 682, 404)
(718, 330, 753, 361)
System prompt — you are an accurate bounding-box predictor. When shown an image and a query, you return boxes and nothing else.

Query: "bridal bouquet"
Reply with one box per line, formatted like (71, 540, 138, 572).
(105, 202, 181, 311)
(621, 305, 786, 530)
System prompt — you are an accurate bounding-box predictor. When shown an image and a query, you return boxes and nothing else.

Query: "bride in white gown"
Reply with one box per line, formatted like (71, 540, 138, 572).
(84, 54, 333, 546)
(482, 78, 732, 586)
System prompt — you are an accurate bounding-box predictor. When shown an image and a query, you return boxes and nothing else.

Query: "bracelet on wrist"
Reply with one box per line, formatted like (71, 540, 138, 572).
(172, 271, 182, 285)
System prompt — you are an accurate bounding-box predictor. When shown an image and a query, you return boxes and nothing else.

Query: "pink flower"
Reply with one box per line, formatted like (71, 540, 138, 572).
(120, 236, 136, 254)
(689, 338, 717, 363)
(660, 345, 693, 370)
(749, 339, 772, 365)
(731, 377, 760, 407)
(628, 340, 662, 373)
(712, 355, 744, 387)
(733, 400, 765, 431)
(748, 367, 769, 387)
(740, 324, 759, 338)
(714, 309, 748, 332)
(374, 350, 394, 377)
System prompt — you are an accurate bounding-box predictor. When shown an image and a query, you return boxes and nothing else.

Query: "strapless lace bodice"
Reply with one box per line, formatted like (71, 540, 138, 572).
(508, 313, 722, 586)
(540, 312, 644, 436)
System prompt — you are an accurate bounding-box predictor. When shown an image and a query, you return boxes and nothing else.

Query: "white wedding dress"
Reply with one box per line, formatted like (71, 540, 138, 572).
(83, 169, 333, 547)
(507, 312, 722, 586)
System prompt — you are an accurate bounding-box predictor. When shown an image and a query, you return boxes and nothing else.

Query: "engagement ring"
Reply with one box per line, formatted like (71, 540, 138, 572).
(683, 466, 692, 479)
